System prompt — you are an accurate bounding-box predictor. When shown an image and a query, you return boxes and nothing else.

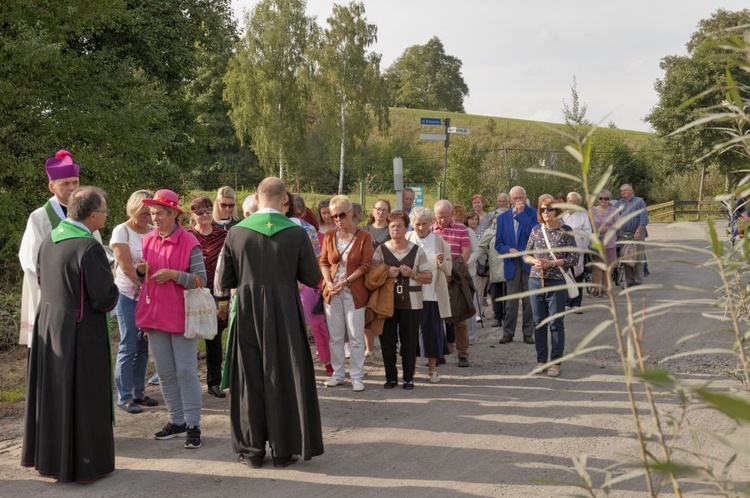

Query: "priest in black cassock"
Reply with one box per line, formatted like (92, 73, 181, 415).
(22, 186, 119, 483)
(218, 177, 324, 469)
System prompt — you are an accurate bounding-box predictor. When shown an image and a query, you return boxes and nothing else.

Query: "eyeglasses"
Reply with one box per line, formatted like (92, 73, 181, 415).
(373, 207, 388, 212)
(599, 197, 610, 201)
(331, 212, 348, 220)
(96, 209, 111, 215)
(193, 208, 211, 216)
(220, 203, 235, 209)
(539, 206, 556, 213)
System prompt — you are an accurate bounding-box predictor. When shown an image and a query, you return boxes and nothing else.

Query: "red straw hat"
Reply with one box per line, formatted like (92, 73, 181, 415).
(142, 189, 184, 215)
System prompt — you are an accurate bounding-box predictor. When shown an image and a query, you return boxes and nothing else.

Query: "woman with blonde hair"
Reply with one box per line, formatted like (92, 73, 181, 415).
(523, 194, 578, 377)
(319, 195, 373, 392)
(110, 190, 155, 414)
(591, 189, 620, 297)
(213, 186, 241, 230)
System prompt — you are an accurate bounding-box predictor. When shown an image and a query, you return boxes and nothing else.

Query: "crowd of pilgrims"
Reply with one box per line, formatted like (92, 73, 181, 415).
(27, 153, 634, 482)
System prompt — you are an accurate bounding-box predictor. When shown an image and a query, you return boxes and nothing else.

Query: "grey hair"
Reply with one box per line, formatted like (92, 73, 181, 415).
(242, 194, 258, 216)
(566, 191, 582, 204)
(409, 206, 433, 225)
(434, 199, 453, 212)
(68, 186, 106, 222)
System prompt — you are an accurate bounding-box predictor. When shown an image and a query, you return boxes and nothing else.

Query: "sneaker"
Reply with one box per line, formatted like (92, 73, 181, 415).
(523, 336, 535, 344)
(402, 381, 415, 390)
(428, 371, 440, 384)
(364, 350, 373, 363)
(458, 357, 470, 367)
(547, 365, 561, 378)
(324, 377, 344, 387)
(475, 316, 482, 322)
(147, 374, 160, 386)
(491, 319, 501, 327)
(565, 306, 572, 311)
(344, 343, 351, 359)
(325, 363, 334, 377)
(185, 426, 202, 449)
(154, 422, 187, 440)
(573, 306, 583, 314)
(352, 380, 365, 392)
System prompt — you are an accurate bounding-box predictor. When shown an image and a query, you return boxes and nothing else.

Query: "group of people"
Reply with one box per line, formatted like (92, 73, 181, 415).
(18, 148, 649, 483)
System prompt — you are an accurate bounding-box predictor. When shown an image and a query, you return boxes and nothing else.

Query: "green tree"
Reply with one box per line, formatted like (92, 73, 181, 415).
(314, 1, 389, 194)
(646, 8, 750, 191)
(562, 75, 591, 127)
(384, 36, 469, 112)
(224, 0, 315, 180)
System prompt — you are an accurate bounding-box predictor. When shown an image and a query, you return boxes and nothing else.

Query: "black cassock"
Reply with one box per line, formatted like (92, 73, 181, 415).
(22, 225, 119, 482)
(219, 214, 324, 461)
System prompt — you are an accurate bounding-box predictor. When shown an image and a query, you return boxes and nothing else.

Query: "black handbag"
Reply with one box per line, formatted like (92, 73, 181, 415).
(312, 293, 325, 315)
(476, 254, 490, 277)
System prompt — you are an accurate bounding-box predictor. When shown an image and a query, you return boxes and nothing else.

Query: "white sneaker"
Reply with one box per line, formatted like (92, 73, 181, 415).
(324, 377, 344, 387)
(364, 350, 373, 363)
(344, 343, 351, 359)
(428, 372, 440, 384)
(475, 316, 481, 322)
(565, 306, 572, 311)
(352, 380, 365, 392)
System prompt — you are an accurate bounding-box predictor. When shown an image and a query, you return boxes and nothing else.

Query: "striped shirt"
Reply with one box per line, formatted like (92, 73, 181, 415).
(189, 224, 227, 291)
(431, 220, 471, 258)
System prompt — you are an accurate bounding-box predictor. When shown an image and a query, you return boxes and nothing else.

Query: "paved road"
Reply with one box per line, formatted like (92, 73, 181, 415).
(0, 221, 746, 497)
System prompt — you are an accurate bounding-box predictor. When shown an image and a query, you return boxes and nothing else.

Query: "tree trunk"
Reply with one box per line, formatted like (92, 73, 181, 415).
(338, 104, 346, 195)
(279, 147, 284, 181)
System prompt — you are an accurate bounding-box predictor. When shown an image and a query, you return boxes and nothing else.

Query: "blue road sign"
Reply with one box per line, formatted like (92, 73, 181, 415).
(420, 117, 443, 125)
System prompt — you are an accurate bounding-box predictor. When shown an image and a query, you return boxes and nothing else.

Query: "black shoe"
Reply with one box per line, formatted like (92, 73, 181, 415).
(383, 380, 397, 389)
(437, 357, 446, 365)
(498, 336, 513, 344)
(184, 426, 202, 449)
(119, 401, 143, 414)
(133, 396, 158, 407)
(458, 357, 470, 367)
(523, 336, 535, 344)
(403, 381, 415, 390)
(491, 319, 501, 327)
(154, 422, 187, 440)
(273, 455, 299, 468)
(239, 452, 265, 468)
(208, 385, 226, 398)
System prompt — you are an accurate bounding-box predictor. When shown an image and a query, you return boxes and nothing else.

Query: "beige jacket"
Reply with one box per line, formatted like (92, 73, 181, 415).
(406, 232, 452, 318)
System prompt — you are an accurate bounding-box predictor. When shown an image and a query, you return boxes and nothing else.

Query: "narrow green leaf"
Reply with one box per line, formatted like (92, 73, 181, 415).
(565, 144, 582, 163)
(646, 460, 700, 476)
(693, 388, 750, 423)
(634, 369, 678, 391)
(581, 136, 593, 176)
(725, 68, 743, 108)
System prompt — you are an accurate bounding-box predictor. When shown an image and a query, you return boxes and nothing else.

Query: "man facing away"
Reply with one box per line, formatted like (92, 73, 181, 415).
(217, 177, 324, 469)
(22, 186, 119, 483)
(494, 186, 538, 344)
(616, 183, 649, 287)
(18, 149, 102, 346)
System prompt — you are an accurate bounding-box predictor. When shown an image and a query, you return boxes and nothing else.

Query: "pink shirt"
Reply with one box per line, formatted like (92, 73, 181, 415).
(431, 220, 470, 258)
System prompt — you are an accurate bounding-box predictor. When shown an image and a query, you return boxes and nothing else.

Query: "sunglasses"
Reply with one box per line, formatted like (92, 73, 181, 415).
(599, 197, 610, 201)
(220, 203, 235, 209)
(539, 206, 556, 213)
(331, 212, 348, 220)
(193, 208, 211, 216)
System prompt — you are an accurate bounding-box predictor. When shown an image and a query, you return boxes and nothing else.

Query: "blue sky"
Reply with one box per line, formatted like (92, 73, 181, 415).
(232, 0, 749, 132)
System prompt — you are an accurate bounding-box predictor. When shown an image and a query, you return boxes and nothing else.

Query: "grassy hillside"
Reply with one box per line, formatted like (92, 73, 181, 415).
(385, 107, 653, 148)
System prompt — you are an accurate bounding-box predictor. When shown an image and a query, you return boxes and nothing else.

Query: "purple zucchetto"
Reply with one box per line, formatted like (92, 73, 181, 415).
(45, 149, 80, 181)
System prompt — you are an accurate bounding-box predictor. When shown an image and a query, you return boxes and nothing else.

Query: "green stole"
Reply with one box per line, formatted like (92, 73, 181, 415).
(51, 220, 115, 423)
(220, 212, 298, 390)
(43, 200, 64, 229)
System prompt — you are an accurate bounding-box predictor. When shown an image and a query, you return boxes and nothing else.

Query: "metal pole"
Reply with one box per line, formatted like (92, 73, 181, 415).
(442, 118, 450, 199)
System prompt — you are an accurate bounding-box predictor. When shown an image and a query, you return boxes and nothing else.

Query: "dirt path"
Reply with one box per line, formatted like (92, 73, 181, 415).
(1, 221, 748, 497)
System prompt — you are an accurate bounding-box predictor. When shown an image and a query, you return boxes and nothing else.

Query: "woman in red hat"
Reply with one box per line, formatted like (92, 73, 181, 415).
(135, 189, 206, 449)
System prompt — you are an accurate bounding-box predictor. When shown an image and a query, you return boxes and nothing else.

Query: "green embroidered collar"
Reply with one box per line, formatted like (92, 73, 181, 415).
(51, 220, 95, 243)
(237, 212, 297, 237)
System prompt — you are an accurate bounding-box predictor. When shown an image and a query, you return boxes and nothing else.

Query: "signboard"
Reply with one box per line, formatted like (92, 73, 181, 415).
(448, 126, 470, 135)
(409, 186, 424, 207)
(420, 117, 443, 125)
(420, 133, 447, 141)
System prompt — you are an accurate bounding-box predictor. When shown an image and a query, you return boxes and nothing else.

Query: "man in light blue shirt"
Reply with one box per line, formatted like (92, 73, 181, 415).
(616, 184, 649, 286)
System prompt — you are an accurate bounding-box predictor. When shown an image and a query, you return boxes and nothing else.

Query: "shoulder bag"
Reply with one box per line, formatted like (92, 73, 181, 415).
(541, 225, 579, 299)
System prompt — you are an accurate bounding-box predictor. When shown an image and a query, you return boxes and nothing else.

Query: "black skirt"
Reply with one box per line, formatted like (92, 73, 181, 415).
(419, 301, 446, 358)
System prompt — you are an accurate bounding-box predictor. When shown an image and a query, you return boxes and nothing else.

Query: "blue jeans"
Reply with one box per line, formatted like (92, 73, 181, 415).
(115, 294, 149, 404)
(528, 278, 566, 363)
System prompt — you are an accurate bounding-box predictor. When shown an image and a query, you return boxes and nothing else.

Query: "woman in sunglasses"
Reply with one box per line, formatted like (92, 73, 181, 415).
(213, 186, 241, 230)
(591, 189, 620, 297)
(188, 196, 230, 399)
(523, 195, 577, 378)
(319, 195, 373, 392)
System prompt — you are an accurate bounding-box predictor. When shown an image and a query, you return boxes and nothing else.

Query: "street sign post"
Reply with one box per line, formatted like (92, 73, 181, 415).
(419, 133, 447, 141)
(448, 126, 470, 135)
(420, 117, 443, 125)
